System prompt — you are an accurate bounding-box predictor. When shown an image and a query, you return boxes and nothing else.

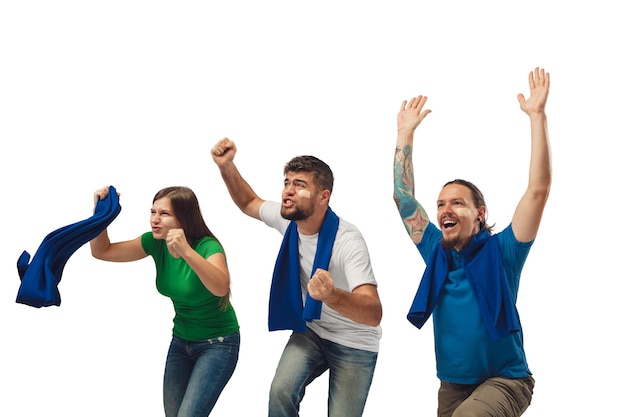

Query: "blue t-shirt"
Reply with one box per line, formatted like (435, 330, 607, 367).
(417, 222, 532, 384)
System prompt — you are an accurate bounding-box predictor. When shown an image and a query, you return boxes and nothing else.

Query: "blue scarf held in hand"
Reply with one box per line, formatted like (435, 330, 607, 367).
(268, 207, 340, 332)
(407, 228, 522, 341)
(16, 185, 122, 308)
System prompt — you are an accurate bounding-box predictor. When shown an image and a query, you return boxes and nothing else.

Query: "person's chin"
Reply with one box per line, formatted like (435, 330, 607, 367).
(281, 208, 303, 221)
(441, 235, 457, 251)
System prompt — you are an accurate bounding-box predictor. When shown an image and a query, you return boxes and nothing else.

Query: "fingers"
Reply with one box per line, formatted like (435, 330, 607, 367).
(166, 229, 185, 258)
(312, 269, 324, 282)
(520, 68, 550, 114)
(530, 67, 549, 89)
(399, 96, 431, 123)
(166, 228, 185, 241)
(212, 137, 232, 156)
(308, 269, 334, 300)
(539, 68, 550, 89)
(94, 185, 109, 202)
(400, 95, 428, 110)
(311, 269, 333, 288)
(528, 69, 536, 89)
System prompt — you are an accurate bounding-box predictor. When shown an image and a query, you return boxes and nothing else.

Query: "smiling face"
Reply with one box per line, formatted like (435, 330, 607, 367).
(437, 183, 485, 251)
(280, 171, 318, 221)
(150, 196, 182, 239)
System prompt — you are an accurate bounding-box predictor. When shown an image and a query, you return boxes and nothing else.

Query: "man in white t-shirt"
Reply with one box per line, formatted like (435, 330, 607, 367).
(212, 138, 382, 417)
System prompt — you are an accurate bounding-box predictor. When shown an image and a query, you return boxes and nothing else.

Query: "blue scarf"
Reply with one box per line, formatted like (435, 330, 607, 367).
(407, 228, 522, 341)
(16, 185, 122, 308)
(268, 207, 339, 332)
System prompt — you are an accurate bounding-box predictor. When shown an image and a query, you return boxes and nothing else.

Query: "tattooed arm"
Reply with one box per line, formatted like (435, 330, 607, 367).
(394, 96, 432, 245)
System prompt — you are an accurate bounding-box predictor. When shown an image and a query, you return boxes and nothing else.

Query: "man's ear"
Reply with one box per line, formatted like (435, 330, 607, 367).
(477, 206, 487, 221)
(319, 189, 331, 205)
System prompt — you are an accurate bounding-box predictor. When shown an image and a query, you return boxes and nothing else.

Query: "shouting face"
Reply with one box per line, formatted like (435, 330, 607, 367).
(280, 171, 317, 221)
(150, 197, 182, 240)
(437, 183, 484, 251)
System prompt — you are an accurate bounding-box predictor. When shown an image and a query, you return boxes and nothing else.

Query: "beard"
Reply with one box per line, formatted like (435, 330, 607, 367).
(440, 236, 458, 251)
(441, 230, 474, 252)
(281, 204, 313, 221)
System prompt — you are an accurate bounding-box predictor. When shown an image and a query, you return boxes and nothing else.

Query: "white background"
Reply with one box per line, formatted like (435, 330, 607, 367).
(1, 1, 623, 415)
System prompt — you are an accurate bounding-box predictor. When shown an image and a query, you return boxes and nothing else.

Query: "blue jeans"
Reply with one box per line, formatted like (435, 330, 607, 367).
(269, 328, 378, 417)
(163, 332, 240, 417)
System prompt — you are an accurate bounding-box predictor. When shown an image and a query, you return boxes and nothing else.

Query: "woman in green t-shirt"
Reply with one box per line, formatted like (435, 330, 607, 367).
(91, 185, 240, 417)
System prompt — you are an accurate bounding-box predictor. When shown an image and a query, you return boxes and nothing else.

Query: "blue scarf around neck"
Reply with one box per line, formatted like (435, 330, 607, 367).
(268, 207, 339, 332)
(16, 185, 122, 308)
(407, 227, 522, 341)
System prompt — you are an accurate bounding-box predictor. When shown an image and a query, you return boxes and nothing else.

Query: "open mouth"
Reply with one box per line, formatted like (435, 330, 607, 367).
(442, 219, 457, 229)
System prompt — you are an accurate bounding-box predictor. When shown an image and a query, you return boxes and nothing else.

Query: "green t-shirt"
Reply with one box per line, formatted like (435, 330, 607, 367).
(142, 232, 239, 341)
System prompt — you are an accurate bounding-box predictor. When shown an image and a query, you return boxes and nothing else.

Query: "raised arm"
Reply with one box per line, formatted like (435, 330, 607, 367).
(211, 137, 265, 220)
(511, 67, 552, 242)
(394, 96, 432, 244)
(90, 186, 148, 262)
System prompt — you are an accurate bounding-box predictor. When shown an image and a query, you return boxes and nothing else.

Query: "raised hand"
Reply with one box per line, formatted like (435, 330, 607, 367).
(517, 67, 550, 116)
(211, 137, 237, 167)
(93, 186, 120, 209)
(397, 95, 432, 135)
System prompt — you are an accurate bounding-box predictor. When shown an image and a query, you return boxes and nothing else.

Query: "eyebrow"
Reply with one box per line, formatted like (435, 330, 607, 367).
(437, 197, 465, 204)
(285, 177, 309, 186)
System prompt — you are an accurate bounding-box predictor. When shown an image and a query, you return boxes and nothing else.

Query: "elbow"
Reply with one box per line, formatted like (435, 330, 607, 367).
(374, 307, 383, 327)
(90, 246, 105, 260)
(212, 283, 231, 298)
(210, 277, 232, 297)
(364, 305, 383, 327)
(392, 193, 401, 210)
(369, 313, 383, 327)
(89, 238, 110, 260)
(241, 198, 263, 220)
(532, 181, 551, 204)
(213, 288, 230, 298)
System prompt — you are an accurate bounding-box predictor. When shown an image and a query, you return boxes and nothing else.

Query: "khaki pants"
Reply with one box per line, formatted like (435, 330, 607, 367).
(437, 376, 535, 417)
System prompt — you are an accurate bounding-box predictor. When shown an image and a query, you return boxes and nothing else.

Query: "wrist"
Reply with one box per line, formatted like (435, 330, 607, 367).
(528, 109, 546, 120)
(396, 129, 415, 147)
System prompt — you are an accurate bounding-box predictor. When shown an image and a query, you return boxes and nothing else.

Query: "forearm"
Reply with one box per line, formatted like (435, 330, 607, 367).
(512, 112, 552, 241)
(218, 162, 262, 219)
(528, 112, 552, 195)
(323, 286, 382, 327)
(180, 250, 230, 297)
(394, 131, 429, 242)
(90, 230, 111, 259)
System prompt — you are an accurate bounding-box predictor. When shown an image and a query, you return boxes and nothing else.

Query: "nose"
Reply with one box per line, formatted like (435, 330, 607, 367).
(284, 182, 296, 195)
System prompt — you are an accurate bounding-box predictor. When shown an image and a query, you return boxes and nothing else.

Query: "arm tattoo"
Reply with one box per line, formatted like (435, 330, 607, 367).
(393, 145, 429, 237)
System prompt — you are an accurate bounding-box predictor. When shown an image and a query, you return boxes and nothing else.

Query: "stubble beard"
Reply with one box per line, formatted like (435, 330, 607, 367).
(440, 236, 458, 251)
(441, 231, 473, 252)
(281, 205, 313, 221)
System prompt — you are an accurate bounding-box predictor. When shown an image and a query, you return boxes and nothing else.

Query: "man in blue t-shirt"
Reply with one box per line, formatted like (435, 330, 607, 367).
(393, 67, 551, 417)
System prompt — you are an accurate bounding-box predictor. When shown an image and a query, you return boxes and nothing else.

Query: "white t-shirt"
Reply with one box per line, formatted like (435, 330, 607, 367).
(260, 201, 382, 352)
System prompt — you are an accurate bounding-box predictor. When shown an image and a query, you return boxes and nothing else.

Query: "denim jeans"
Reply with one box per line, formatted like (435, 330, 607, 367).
(269, 328, 378, 417)
(163, 332, 240, 417)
